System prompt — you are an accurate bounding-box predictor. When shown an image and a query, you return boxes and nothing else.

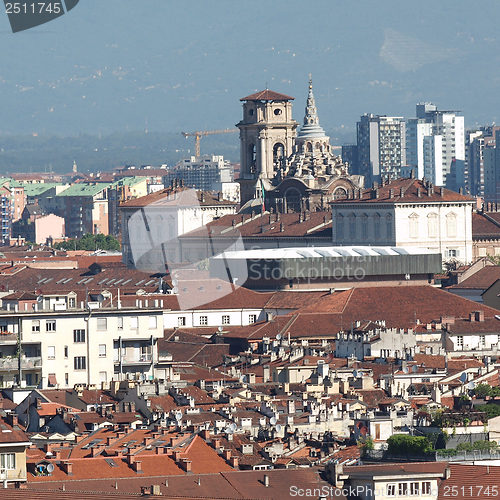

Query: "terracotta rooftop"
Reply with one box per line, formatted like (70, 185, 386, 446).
(330, 177, 474, 204)
(448, 265, 500, 290)
(240, 89, 295, 101)
(181, 211, 332, 239)
(120, 187, 236, 208)
(472, 211, 500, 239)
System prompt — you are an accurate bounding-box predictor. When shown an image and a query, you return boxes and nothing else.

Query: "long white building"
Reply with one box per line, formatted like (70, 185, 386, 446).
(331, 176, 474, 264)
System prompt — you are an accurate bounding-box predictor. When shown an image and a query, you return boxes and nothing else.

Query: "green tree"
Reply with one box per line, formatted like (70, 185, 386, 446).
(54, 234, 120, 252)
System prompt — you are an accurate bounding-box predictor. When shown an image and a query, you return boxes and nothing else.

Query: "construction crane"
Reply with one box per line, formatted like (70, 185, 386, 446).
(181, 128, 238, 158)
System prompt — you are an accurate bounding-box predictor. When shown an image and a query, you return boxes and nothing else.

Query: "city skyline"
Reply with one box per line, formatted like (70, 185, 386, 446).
(0, 0, 499, 137)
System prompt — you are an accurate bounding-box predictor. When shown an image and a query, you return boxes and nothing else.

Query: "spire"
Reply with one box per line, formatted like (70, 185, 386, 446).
(297, 75, 326, 139)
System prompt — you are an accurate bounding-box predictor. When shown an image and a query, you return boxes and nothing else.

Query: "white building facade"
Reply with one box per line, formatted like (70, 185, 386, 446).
(331, 178, 474, 264)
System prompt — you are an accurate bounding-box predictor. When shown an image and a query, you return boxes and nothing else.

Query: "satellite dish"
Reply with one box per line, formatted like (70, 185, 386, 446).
(402, 366, 409, 374)
(276, 424, 283, 432)
(352, 370, 358, 379)
(230, 423, 237, 431)
(175, 411, 182, 421)
(270, 417, 277, 425)
(46, 463, 55, 473)
(460, 373, 467, 383)
(172, 287, 178, 294)
(276, 334, 282, 341)
(467, 381, 475, 390)
(172, 279, 178, 286)
(218, 326, 223, 332)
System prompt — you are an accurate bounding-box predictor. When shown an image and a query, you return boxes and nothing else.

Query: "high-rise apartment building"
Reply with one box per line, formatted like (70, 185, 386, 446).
(356, 114, 406, 185)
(406, 103, 465, 190)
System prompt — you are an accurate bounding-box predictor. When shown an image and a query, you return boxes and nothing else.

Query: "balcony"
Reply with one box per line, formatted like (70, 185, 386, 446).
(116, 353, 153, 365)
(0, 332, 18, 344)
(0, 356, 42, 371)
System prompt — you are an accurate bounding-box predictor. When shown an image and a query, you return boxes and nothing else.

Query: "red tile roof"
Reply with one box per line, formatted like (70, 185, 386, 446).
(240, 89, 295, 101)
(472, 212, 500, 239)
(448, 266, 500, 289)
(330, 177, 474, 204)
(120, 187, 236, 208)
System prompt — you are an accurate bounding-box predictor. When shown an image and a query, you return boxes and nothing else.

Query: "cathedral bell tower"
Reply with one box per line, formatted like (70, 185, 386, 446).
(237, 89, 298, 206)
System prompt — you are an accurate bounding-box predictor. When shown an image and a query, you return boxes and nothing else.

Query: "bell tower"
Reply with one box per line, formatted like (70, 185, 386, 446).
(237, 89, 298, 205)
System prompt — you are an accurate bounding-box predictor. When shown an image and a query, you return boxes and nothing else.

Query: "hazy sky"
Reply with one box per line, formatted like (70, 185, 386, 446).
(0, 0, 499, 137)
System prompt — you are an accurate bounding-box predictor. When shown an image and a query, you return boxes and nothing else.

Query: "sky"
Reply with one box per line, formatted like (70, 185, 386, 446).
(0, 0, 499, 138)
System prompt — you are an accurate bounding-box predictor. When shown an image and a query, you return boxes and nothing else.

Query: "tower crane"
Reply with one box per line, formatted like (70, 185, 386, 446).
(181, 128, 238, 158)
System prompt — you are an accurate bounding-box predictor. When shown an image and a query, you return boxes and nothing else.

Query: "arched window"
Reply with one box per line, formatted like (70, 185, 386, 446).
(273, 143, 285, 169)
(307, 142, 313, 153)
(409, 213, 419, 238)
(333, 187, 348, 200)
(248, 144, 256, 173)
(446, 212, 457, 238)
(386, 214, 393, 239)
(373, 213, 381, 239)
(336, 214, 344, 240)
(361, 214, 369, 239)
(427, 213, 438, 238)
(349, 213, 357, 240)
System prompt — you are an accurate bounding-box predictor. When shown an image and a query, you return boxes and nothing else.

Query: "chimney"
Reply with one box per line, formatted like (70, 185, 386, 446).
(389, 189, 394, 199)
(459, 187, 464, 194)
(200, 429, 210, 440)
(230, 456, 239, 468)
(440, 187, 444, 197)
(410, 169, 415, 179)
(127, 453, 135, 465)
(180, 459, 192, 472)
(133, 461, 143, 474)
(417, 188, 421, 198)
(151, 485, 161, 496)
(223, 449, 232, 460)
(280, 222, 284, 232)
(8, 413, 18, 427)
(263, 474, 270, 488)
(155, 446, 165, 455)
(173, 450, 183, 462)
(375, 188, 379, 199)
(469, 312, 476, 322)
(400, 187, 404, 198)
(475, 310, 485, 322)
(212, 438, 221, 450)
(62, 462, 73, 476)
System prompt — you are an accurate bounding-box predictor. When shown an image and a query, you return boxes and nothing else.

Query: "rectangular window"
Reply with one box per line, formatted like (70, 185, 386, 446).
(96, 318, 107, 331)
(399, 482, 408, 496)
(46, 320, 56, 332)
(149, 316, 157, 329)
(222, 315, 230, 325)
(386, 484, 396, 496)
(199, 316, 208, 326)
(74, 356, 86, 370)
(0, 452, 15, 470)
(249, 314, 257, 324)
(69, 297, 76, 308)
(480, 335, 486, 347)
(47, 346, 55, 360)
(410, 482, 420, 495)
(130, 316, 138, 329)
(422, 482, 431, 495)
(64, 346, 68, 359)
(178, 316, 186, 327)
(73, 329, 85, 343)
(32, 320, 40, 333)
(99, 344, 107, 358)
(65, 373, 69, 386)
(456, 335, 463, 349)
(117, 316, 124, 330)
